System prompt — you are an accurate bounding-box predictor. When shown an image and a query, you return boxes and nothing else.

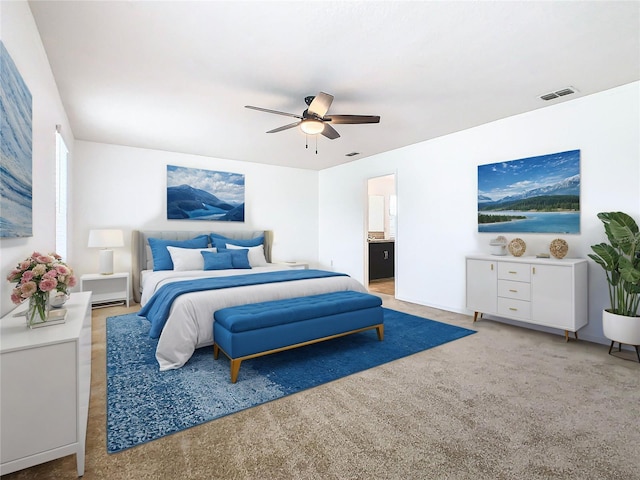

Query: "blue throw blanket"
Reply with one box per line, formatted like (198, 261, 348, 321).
(139, 269, 347, 338)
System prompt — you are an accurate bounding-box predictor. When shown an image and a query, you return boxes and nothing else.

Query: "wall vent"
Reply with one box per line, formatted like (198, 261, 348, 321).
(540, 86, 578, 101)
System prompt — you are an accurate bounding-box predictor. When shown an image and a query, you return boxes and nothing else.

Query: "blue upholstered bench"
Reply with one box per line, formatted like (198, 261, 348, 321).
(213, 290, 384, 383)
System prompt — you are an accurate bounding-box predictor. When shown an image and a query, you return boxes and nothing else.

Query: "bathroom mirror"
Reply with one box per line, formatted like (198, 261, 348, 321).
(368, 195, 384, 232)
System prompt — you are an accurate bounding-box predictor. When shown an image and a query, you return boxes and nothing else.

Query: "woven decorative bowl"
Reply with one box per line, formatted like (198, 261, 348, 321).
(508, 238, 526, 257)
(550, 238, 568, 259)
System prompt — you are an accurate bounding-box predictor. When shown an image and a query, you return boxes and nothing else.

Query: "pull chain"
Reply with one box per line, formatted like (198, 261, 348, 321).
(304, 135, 319, 154)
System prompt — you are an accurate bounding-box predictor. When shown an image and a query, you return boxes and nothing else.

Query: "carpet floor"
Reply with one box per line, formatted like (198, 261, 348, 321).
(106, 308, 475, 452)
(3, 295, 639, 480)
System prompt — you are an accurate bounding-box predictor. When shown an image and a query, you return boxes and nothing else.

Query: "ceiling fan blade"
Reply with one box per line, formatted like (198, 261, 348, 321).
(245, 105, 302, 119)
(321, 123, 340, 140)
(266, 121, 300, 133)
(325, 115, 380, 124)
(307, 92, 334, 118)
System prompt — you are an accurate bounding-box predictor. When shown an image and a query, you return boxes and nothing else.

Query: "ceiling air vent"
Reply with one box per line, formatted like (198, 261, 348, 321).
(540, 86, 578, 101)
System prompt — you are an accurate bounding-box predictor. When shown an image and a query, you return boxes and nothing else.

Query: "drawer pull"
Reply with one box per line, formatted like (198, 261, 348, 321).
(509, 307, 518, 311)
(509, 289, 518, 293)
(508, 271, 517, 274)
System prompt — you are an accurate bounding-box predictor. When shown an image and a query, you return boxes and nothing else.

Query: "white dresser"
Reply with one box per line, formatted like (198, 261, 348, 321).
(466, 255, 588, 340)
(0, 292, 92, 477)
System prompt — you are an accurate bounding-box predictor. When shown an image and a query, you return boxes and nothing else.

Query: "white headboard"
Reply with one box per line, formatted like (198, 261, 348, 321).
(131, 229, 273, 303)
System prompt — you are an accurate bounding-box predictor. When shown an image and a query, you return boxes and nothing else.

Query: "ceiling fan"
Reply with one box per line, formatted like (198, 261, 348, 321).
(245, 92, 380, 140)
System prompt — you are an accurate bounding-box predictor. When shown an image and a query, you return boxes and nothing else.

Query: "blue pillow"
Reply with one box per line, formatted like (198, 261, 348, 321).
(148, 235, 209, 271)
(201, 251, 234, 270)
(217, 248, 251, 269)
(209, 233, 264, 249)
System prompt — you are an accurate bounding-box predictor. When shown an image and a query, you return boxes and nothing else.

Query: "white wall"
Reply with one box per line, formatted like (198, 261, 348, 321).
(71, 141, 319, 280)
(319, 82, 640, 345)
(0, 2, 75, 317)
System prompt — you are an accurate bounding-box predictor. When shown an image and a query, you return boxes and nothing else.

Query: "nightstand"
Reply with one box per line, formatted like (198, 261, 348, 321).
(80, 272, 130, 308)
(274, 261, 309, 270)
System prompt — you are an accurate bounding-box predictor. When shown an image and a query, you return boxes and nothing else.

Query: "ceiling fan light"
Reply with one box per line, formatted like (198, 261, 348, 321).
(300, 119, 324, 135)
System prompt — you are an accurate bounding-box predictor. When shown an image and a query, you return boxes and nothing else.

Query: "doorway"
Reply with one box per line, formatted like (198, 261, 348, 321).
(366, 174, 396, 297)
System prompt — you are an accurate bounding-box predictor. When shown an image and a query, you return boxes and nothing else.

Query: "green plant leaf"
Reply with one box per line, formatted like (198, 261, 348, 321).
(589, 243, 618, 271)
(592, 212, 640, 317)
(619, 255, 640, 285)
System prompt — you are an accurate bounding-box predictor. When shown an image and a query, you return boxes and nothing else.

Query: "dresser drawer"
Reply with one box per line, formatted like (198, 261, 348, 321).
(498, 297, 531, 320)
(498, 280, 531, 301)
(498, 262, 531, 282)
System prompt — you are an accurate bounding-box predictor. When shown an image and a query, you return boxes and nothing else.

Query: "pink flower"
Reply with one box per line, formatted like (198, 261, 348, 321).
(56, 265, 70, 276)
(39, 278, 58, 292)
(7, 252, 75, 304)
(6, 269, 20, 282)
(10, 288, 23, 304)
(20, 282, 37, 297)
(21, 270, 34, 283)
(36, 254, 54, 264)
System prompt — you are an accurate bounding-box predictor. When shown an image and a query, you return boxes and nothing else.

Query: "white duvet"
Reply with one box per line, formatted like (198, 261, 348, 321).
(140, 266, 368, 370)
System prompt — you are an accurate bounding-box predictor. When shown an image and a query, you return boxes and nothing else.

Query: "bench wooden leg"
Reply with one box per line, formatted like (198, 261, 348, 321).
(230, 359, 242, 384)
(376, 324, 384, 341)
(213, 344, 220, 360)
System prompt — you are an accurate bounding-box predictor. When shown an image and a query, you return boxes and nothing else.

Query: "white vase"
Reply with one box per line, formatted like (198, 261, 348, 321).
(603, 310, 640, 362)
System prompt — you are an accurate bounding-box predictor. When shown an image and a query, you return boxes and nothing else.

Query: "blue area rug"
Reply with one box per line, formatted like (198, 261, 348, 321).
(106, 308, 475, 453)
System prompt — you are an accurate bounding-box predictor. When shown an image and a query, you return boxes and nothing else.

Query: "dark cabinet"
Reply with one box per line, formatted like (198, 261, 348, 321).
(369, 241, 395, 280)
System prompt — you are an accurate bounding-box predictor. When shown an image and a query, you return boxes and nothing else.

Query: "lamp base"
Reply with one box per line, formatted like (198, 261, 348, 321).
(98, 249, 114, 275)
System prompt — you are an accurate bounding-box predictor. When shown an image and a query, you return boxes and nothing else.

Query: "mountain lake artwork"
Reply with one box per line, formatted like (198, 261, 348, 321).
(478, 150, 580, 234)
(167, 165, 245, 222)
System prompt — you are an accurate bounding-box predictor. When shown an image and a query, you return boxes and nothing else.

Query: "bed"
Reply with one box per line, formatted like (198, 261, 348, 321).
(132, 230, 368, 370)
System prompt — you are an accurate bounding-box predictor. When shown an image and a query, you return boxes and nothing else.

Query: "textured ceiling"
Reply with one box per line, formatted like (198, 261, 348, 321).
(29, 1, 640, 170)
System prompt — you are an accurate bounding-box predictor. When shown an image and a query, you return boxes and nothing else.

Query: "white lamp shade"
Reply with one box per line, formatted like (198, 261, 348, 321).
(88, 229, 124, 248)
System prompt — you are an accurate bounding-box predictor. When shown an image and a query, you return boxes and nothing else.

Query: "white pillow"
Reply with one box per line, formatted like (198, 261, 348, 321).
(225, 243, 268, 267)
(166, 246, 217, 271)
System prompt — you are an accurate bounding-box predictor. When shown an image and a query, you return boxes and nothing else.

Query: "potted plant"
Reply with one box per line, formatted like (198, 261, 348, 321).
(588, 211, 640, 361)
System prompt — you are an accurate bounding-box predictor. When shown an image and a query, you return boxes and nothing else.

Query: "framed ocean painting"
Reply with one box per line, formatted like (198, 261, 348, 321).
(0, 41, 33, 238)
(477, 150, 580, 234)
(166, 165, 245, 222)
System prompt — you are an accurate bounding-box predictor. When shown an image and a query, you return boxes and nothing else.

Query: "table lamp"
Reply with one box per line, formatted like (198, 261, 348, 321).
(88, 229, 124, 275)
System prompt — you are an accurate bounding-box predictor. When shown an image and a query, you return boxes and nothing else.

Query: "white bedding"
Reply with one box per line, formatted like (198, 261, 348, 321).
(140, 266, 368, 370)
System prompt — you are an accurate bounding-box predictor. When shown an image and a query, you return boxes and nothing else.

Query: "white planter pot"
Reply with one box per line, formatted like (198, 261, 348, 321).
(603, 310, 640, 362)
(603, 310, 640, 346)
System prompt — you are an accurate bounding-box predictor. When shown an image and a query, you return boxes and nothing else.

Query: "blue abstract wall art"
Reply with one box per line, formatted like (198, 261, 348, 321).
(478, 150, 580, 234)
(166, 165, 245, 222)
(0, 41, 33, 238)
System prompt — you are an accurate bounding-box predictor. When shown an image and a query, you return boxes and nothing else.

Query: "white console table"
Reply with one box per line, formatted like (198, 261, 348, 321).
(466, 255, 588, 341)
(0, 292, 92, 477)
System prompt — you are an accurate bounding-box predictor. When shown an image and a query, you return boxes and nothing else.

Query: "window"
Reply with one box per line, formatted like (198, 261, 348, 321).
(55, 130, 68, 259)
